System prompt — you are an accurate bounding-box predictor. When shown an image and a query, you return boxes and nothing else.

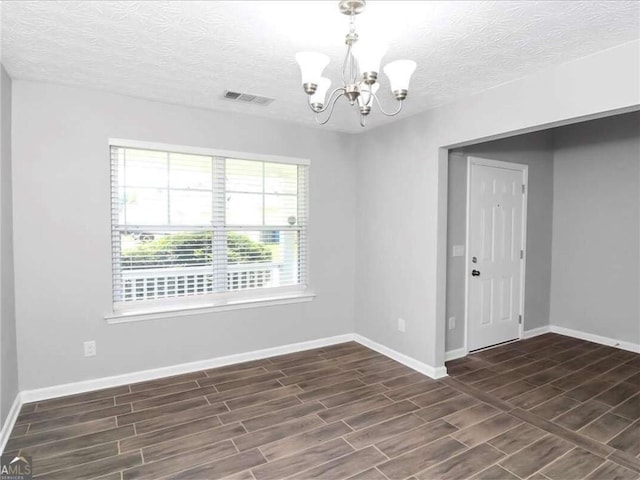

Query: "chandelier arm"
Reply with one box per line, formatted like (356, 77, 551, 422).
(372, 93, 404, 117)
(308, 87, 346, 115)
(315, 90, 345, 125)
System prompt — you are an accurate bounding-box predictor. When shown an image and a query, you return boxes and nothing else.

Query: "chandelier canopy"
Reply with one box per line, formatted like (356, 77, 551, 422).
(295, 0, 416, 127)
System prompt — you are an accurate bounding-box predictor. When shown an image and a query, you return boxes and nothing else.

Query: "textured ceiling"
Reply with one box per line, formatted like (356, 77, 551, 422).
(2, 1, 639, 133)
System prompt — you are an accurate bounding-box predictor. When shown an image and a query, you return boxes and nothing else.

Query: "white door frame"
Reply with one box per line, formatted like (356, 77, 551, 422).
(463, 156, 529, 354)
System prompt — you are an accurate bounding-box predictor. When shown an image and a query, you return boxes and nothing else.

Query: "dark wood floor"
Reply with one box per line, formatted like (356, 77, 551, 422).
(5, 333, 640, 479)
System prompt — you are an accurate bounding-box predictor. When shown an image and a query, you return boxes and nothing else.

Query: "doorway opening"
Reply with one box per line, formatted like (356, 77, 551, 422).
(441, 111, 639, 363)
(444, 128, 554, 360)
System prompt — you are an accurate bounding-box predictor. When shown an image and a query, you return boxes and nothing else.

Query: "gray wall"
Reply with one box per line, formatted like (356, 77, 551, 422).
(12, 80, 357, 390)
(446, 132, 555, 352)
(8, 43, 639, 390)
(0, 65, 19, 423)
(355, 41, 639, 370)
(550, 112, 640, 345)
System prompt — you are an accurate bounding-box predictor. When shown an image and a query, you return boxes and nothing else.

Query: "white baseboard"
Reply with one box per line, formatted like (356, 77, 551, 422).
(550, 326, 640, 353)
(492, 323, 638, 352)
(21, 333, 448, 406)
(523, 325, 552, 339)
(445, 324, 639, 360)
(21, 334, 355, 404)
(16, 324, 639, 417)
(0, 393, 23, 454)
(353, 334, 448, 379)
(445, 348, 467, 362)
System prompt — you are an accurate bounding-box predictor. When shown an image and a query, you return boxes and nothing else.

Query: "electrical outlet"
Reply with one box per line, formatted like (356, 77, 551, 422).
(448, 317, 456, 330)
(397, 318, 406, 333)
(83, 340, 96, 357)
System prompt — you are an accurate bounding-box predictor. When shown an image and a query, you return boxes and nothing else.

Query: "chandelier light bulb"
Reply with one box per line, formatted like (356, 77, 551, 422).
(295, 52, 330, 94)
(310, 77, 332, 110)
(383, 60, 417, 100)
(354, 40, 388, 84)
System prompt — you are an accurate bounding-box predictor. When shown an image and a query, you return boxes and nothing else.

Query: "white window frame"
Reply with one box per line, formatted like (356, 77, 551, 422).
(106, 138, 313, 323)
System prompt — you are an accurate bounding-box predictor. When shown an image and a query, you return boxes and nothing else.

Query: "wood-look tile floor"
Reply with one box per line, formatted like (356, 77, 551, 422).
(5, 333, 640, 479)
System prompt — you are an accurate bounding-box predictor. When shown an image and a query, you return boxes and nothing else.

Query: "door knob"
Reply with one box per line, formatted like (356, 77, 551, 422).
(471, 270, 481, 277)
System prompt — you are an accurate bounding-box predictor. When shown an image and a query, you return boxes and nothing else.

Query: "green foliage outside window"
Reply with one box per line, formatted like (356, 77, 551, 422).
(121, 231, 272, 269)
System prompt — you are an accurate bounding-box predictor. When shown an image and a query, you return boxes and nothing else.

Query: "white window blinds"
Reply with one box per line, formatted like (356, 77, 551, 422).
(110, 144, 308, 306)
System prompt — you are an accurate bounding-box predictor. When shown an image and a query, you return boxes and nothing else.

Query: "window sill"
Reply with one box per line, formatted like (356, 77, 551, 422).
(105, 291, 316, 324)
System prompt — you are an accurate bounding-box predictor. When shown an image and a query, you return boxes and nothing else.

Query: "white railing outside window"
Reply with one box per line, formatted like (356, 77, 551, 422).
(120, 263, 283, 301)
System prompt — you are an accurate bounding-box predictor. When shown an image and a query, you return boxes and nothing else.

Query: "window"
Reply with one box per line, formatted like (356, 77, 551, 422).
(110, 141, 309, 313)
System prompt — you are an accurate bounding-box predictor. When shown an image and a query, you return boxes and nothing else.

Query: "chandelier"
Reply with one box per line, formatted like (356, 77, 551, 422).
(295, 0, 416, 127)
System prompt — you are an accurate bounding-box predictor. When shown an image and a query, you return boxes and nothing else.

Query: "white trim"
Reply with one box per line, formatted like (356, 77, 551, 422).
(520, 164, 529, 340)
(523, 325, 552, 339)
(112, 285, 310, 314)
(505, 324, 639, 352)
(108, 138, 310, 166)
(467, 156, 530, 171)
(20, 333, 448, 404)
(463, 156, 471, 354)
(15, 325, 635, 420)
(21, 334, 353, 404)
(445, 323, 640, 364)
(445, 348, 468, 362)
(353, 334, 448, 379)
(549, 326, 640, 353)
(464, 157, 528, 351)
(0, 394, 22, 454)
(106, 292, 315, 324)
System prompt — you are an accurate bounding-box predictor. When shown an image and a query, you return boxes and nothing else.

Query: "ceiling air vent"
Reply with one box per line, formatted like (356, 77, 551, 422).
(223, 90, 274, 106)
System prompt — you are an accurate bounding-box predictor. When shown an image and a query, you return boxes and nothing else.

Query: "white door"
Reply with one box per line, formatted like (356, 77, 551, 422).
(466, 157, 527, 351)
